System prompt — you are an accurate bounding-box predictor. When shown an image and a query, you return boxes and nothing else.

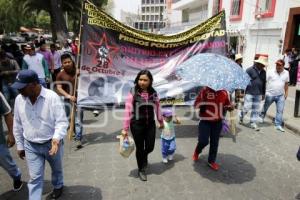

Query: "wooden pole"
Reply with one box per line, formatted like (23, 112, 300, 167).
(67, 0, 85, 140)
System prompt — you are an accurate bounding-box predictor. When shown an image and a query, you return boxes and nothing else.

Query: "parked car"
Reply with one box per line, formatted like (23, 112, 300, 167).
(10, 34, 26, 43)
(42, 33, 52, 41)
(21, 32, 38, 41)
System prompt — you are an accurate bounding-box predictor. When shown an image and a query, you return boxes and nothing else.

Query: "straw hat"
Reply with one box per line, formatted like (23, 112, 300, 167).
(254, 55, 268, 66)
(235, 54, 243, 61)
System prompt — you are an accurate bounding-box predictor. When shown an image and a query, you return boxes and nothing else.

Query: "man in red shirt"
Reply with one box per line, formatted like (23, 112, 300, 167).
(193, 87, 234, 171)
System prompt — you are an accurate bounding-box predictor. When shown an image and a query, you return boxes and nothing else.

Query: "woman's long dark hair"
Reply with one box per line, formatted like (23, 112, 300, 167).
(134, 70, 156, 94)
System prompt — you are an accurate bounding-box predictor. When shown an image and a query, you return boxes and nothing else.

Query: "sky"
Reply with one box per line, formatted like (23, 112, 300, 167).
(111, 0, 141, 20)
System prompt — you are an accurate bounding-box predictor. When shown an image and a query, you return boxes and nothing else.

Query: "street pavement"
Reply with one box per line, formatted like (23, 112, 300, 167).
(0, 106, 300, 200)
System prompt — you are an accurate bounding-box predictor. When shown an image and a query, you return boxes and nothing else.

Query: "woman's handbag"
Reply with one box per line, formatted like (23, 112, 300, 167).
(116, 134, 135, 158)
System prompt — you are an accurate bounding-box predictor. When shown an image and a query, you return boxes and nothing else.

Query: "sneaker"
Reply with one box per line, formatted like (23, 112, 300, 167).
(50, 186, 63, 199)
(239, 117, 243, 124)
(250, 123, 260, 131)
(93, 110, 100, 117)
(275, 126, 285, 132)
(162, 158, 168, 163)
(75, 140, 83, 148)
(192, 152, 199, 161)
(257, 117, 264, 124)
(13, 179, 23, 191)
(168, 154, 174, 161)
(208, 162, 220, 171)
(138, 170, 147, 181)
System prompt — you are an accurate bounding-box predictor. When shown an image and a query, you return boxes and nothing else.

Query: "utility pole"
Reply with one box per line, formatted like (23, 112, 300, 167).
(255, 8, 262, 53)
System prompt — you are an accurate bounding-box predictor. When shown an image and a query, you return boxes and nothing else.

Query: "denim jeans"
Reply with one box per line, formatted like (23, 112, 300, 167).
(161, 138, 176, 158)
(64, 102, 83, 141)
(240, 94, 262, 124)
(1, 82, 18, 108)
(0, 144, 21, 181)
(24, 140, 64, 200)
(260, 95, 285, 126)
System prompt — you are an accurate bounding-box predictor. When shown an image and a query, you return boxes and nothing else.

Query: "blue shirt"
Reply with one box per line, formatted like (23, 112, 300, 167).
(13, 87, 68, 150)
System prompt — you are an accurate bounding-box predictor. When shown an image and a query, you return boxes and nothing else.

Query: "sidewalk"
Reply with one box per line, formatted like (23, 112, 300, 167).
(265, 85, 300, 135)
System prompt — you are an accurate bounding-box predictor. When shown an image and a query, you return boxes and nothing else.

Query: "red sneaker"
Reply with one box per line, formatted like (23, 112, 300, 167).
(192, 152, 199, 161)
(208, 162, 220, 171)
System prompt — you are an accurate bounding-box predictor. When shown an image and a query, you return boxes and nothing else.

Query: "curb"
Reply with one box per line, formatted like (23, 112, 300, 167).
(266, 114, 300, 135)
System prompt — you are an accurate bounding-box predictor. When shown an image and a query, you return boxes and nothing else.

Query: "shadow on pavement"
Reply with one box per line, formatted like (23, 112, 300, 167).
(296, 192, 300, 200)
(0, 181, 102, 200)
(83, 130, 121, 145)
(193, 153, 256, 184)
(128, 153, 186, 178)
(82, 124, 199, 147)
(45, 185, 102, 200)
(0, 180, 53, 200)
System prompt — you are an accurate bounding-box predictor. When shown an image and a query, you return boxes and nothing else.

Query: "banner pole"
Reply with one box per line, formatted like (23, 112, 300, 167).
(68, 0, 85, 140)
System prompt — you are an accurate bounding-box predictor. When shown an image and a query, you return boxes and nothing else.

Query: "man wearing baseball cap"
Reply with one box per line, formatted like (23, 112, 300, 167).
(12, 69, 68, 199)
(259, 59, 289, 132)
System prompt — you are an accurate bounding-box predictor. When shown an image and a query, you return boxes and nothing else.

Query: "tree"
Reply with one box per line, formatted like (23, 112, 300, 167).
(18, 0, 108, 42)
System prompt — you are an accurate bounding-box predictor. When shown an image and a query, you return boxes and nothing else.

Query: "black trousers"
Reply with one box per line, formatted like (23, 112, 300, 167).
(130, 120, 156, 171)
(195, 120, 223, 163)
(289, 63, 298, 85)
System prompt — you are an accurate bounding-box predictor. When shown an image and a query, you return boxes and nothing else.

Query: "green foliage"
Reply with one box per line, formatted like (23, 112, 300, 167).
(0, 0, 110, 34)
(36, 11, 51, 30)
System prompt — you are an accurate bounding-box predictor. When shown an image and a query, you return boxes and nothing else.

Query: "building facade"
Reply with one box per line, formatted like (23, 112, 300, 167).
(133, 0, 168, 32)
(161, 0, 300, 69)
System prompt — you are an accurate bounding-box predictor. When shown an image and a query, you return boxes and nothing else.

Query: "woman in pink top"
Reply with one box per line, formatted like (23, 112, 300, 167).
(122, 70, 164, 181)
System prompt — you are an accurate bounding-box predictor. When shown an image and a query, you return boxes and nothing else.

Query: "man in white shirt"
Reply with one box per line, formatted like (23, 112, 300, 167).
(12, 70, 68, 199)
(259, 59, 289, 132)
(22, 44, 50, 88)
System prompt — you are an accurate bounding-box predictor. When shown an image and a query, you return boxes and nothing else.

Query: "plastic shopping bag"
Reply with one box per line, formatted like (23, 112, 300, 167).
(116, 134, 135, 158)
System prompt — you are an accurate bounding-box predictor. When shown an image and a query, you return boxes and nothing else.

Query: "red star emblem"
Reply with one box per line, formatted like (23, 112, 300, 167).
(88, 33, 119, 66)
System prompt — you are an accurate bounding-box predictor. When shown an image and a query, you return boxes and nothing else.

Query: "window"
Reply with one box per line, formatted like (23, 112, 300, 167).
(151, 0, 154, 4)
(255, 0, 276, 18)
(182, 9, 189, 23)
(142, 7, 145, 13)
(212, 0, 222, 15)
(146, 7, 150, 12)
(155, 7, 159, 12)
(142, 0, 145, 4)
(155, 15, 159, 20)
(160, 0, 164, 3)
(230, 0, 244, 21)
(144, 22, 149, 30)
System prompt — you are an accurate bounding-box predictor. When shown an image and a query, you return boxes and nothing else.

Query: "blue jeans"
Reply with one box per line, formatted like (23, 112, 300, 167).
(24, 140, 64, 200)
(260, 95, 285, 126)
(161, 138, 176, 158)
(1, 82, 18, 108)
(64, 102, 83, 141)
(0, 144, 21, 181)
(240, 94, 262, 123)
